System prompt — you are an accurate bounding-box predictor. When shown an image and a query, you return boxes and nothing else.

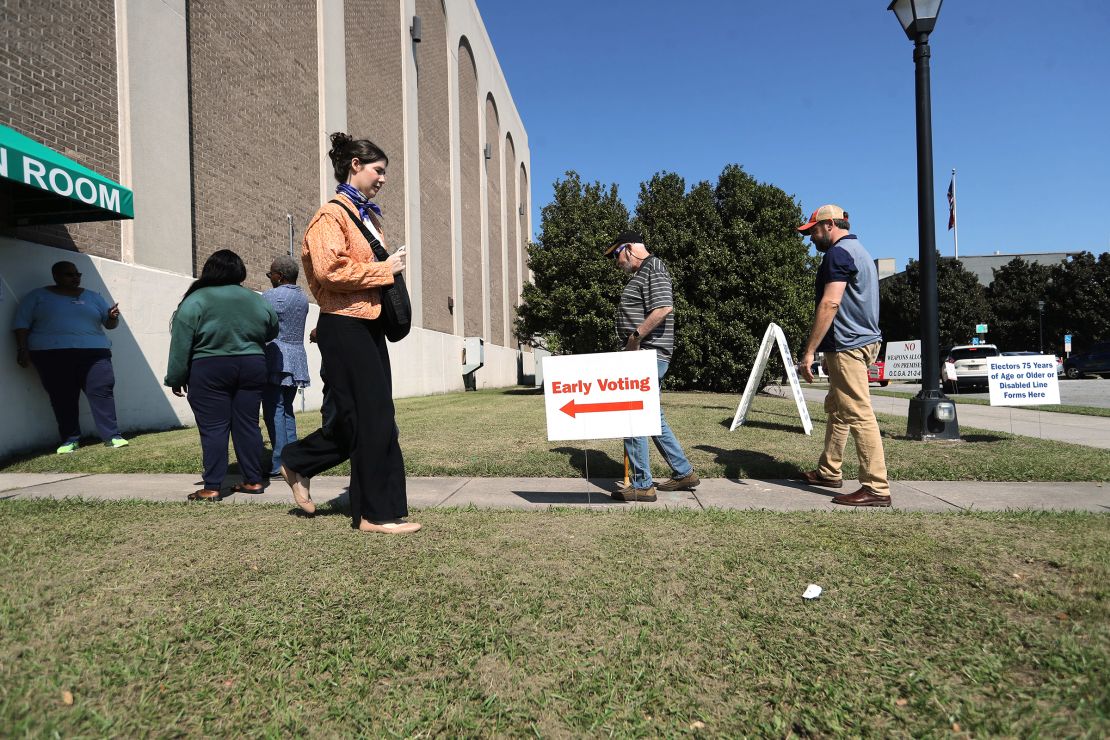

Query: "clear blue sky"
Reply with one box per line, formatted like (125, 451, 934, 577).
(477, 0, 1110, 270)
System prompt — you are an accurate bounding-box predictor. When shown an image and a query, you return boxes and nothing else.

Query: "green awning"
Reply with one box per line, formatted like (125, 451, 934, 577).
(0, 124, 134, 226)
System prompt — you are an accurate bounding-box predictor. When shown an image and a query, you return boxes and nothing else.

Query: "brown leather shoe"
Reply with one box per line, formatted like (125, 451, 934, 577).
(832, 487, 892, 507)
(794, 470, 844, 489)
(187, 489, 221, 501)
(657, 472, 700, 491)
(611, 486, 657, 503)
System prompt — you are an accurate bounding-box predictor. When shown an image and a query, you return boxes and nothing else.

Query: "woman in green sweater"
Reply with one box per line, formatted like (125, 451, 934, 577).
(165, 250, 278, 501)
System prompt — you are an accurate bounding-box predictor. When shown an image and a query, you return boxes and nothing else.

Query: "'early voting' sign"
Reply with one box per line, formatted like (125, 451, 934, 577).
(987, 355, 1060, 406)
(543, 351, 662, 441)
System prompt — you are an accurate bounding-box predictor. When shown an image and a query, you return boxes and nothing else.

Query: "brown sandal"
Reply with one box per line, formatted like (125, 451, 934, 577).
(187, 489, 221, 501)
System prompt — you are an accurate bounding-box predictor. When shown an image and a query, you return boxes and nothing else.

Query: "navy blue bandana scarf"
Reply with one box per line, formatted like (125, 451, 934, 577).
(336, 183, 383, 222)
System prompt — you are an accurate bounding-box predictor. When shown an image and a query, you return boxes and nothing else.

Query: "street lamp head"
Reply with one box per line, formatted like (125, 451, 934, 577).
(888, 0, 943, 41)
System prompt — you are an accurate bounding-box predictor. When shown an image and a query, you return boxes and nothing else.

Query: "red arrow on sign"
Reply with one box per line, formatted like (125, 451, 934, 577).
(560, 399, 644, 418)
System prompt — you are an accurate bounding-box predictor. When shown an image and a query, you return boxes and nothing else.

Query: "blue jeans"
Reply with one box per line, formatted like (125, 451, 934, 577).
(624, 358, 693, 489)
(262, 383, 299, 476)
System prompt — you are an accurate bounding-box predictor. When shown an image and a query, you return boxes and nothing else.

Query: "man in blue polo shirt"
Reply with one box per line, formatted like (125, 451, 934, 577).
(796, 205, 891, 507)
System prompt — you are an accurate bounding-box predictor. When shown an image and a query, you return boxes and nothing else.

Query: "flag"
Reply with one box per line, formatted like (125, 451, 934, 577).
(947, 175, 956, 231)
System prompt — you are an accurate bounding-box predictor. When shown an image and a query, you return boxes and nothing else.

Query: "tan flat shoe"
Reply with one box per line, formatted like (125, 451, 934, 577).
(280, 464, 315, 515)
(358, 519, 422, 534)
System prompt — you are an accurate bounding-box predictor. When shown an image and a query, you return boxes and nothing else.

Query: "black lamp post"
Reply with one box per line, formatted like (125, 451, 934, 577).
(1038, 300, 1045, 353)
(890, 0, 960, 441)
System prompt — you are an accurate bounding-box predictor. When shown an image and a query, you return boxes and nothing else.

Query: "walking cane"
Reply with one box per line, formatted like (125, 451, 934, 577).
(623, 450, 630, 486)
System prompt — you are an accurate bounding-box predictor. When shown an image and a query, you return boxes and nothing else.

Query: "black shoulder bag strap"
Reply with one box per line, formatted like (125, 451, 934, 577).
(328, 199, 412, 341)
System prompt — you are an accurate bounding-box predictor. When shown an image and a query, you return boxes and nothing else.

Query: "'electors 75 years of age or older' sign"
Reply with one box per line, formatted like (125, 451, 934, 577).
(543, 350, 662, 441)
(986, 355, 1060, 406)
(883, 340, 921, 380)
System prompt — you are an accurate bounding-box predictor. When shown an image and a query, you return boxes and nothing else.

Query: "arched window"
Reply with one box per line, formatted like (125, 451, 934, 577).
(457, 39, 483, 337)
(484, 95, 503, 345)
(415, 0, 452, 333)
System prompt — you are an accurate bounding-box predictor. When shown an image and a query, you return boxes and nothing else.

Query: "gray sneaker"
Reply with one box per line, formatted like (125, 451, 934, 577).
(656, 472, 700, 491)
(611, 485, 657, 503)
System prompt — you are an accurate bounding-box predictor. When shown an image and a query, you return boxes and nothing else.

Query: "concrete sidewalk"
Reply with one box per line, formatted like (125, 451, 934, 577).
(798, 387, 1110, 449)
(1, 473, 1106, 513)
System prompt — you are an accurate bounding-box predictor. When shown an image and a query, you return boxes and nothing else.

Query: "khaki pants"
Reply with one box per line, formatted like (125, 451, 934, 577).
(818, 342, 890, 495)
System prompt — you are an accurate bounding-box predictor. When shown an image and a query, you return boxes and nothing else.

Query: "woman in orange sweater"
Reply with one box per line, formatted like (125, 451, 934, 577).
(279, 132, 419, 534)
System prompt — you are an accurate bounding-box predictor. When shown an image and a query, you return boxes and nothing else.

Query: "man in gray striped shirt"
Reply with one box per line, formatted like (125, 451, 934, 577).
(604, 230, 699, 502)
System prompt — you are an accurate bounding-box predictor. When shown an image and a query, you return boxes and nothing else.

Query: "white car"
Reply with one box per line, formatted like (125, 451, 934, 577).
(943, 344, 1000, 392)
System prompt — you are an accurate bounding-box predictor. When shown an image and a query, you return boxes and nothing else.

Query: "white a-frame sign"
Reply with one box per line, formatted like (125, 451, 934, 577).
(729, 322, 813, 435)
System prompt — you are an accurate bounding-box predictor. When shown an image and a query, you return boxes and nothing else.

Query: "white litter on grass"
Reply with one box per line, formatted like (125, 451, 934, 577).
(802, 584, 823, 600)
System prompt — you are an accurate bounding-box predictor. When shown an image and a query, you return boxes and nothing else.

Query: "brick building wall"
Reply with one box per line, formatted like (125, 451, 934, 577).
(415, 0, 452, 333)
(457, 40, 482, 338)
(504, 134, 517, 316)
(0, 0, 121, 260)
(484, 96, 503, 345)
(187, 0, 319, 292)
(345, 0, 405, 234)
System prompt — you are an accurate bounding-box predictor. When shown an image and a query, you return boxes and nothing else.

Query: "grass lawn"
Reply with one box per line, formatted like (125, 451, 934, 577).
(2, 390, 1108, 482)
(1, 501, 1106, 736)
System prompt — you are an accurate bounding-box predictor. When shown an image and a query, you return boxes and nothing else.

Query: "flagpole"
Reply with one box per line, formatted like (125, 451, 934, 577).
(951, 168, 958, 259)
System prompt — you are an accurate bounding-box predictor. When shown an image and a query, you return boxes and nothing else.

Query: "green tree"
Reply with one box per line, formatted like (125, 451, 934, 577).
(880, 254, 990, 350)
(986, 258, 1053, 351)
(1044, 251, 1110, 354)
(517, 166, 816, 393)
(513, 172, 629, 354)
(632, 165, 815, 391)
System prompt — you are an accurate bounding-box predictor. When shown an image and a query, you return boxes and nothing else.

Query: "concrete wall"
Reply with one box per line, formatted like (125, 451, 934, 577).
(116, 0, 193, 274)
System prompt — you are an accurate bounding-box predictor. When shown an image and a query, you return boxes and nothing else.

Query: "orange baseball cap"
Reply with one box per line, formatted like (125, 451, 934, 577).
(798, 204, 848, 233)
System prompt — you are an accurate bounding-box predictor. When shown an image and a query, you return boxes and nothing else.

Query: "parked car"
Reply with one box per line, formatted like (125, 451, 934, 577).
(1063, 340, 1110, 379)
(942, 344, 1000, 392)
(867, 360, 889, 386)
(1001, 351, 1064, 376)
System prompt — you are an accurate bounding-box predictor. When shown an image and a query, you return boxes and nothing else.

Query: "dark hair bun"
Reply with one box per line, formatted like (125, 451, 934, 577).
(328, 131, 353, 163)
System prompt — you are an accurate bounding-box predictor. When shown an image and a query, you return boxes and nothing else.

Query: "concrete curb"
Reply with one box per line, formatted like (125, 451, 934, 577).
(2, 474, 1107, 513)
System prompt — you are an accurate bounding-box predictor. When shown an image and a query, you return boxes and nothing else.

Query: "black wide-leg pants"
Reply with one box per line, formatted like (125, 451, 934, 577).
(281, 313, 407, 527)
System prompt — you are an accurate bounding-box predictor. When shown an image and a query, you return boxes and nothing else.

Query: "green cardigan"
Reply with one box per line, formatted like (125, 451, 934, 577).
(165, 285, 279, 387)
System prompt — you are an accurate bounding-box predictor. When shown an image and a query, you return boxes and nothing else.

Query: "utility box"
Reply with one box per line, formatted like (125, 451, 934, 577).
(462, 336, 484, 391)
(533, 348, 551, 388)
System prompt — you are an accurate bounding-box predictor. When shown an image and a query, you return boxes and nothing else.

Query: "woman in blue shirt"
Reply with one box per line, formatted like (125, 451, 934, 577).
(12, 261, 129, 453)
(261, 255, 310, 478)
